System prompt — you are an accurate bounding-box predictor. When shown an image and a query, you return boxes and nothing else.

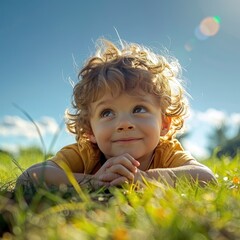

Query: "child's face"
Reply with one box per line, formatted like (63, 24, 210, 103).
(88, 90, 170, 163)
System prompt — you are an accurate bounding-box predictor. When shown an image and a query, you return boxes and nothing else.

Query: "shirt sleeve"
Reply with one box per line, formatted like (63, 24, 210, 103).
(153, 139, 196, 168)
(51, 144, 85, 172)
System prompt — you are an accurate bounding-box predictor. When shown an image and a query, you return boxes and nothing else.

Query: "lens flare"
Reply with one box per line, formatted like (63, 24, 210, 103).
(195, 26, 209, 40)
(199, 16, 220, 37)
(184, 39, 196, 52)
(213, 16, 221, 24)
(184, 16, 221, 52)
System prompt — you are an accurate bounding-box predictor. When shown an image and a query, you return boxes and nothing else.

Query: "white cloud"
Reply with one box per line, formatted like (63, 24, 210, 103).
(230, 113, 240, 126)
(182, 140, 210, 159)
(0, 143, 20, 155)
(0, 115, 60, 139)
(186, 108, 240, 137)
(189, 109, 240, 130)
(195, 108, 227, 128)
(183, 108, 240, 159)
(37, 117, 60, 135)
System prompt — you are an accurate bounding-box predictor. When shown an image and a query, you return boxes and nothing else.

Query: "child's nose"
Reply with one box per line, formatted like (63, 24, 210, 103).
(116, 115, 135, 132)
(117, 125, 134, 132)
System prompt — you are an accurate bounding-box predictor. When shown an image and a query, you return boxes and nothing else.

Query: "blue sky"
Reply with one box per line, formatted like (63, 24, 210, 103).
(1, 0, 240, 159)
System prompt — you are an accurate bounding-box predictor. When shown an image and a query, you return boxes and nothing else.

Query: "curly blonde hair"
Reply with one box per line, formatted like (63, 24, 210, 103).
(66, 39, 189, 142)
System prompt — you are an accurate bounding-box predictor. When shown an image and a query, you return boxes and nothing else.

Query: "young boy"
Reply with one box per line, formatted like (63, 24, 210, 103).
(16, 39, 216, 190)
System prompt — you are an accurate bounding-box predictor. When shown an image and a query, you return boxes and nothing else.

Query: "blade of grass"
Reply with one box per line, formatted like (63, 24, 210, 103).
(13, 103, 47, 158)
(11, 156, 24, 173)
(58, 161, 90, 203)
(47, 119, 65, 156)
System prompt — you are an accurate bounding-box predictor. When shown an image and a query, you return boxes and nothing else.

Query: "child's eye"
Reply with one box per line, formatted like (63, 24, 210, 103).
(100, 109, 114, 118)
(133, 106, 147, 113)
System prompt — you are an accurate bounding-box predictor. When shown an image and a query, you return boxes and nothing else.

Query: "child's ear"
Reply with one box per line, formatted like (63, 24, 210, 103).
(160, 116, 171, 136)
(86, 132, 97, 144)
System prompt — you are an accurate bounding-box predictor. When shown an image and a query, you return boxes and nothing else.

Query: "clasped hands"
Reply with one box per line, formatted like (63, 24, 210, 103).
(93, 153, 145, 188)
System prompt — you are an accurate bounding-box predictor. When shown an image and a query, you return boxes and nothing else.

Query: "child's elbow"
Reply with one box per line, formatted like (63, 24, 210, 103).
(199, 167, 218, 186)
(15, 170, 32, 189)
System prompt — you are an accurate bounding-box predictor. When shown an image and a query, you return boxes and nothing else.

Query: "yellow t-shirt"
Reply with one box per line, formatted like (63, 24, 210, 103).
(51, 139, 195, 174)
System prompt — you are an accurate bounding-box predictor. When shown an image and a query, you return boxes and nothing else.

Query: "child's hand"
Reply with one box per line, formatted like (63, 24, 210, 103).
(94, 153, 140, 186)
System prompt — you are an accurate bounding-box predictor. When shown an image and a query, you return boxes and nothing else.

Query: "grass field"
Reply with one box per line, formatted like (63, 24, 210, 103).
(0, 149, 240, 240)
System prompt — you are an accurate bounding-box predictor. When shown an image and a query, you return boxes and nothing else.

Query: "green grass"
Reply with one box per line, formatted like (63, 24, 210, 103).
(0, 150, 240, 240)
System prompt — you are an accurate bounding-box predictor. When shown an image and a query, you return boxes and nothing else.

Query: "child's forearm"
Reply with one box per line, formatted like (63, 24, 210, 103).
(15, 161, 99, 189)
(144, 164, 217, 187)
